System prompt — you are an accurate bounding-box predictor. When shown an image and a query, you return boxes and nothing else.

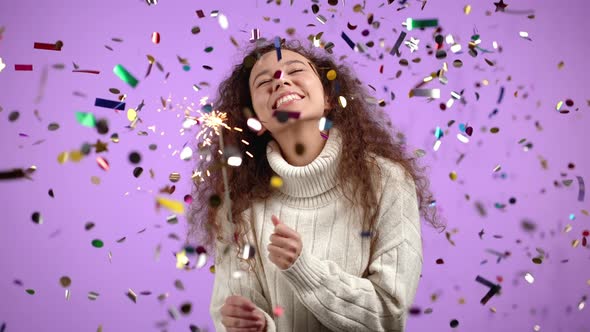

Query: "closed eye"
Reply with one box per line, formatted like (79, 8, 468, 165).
(257, 69, 304, 88)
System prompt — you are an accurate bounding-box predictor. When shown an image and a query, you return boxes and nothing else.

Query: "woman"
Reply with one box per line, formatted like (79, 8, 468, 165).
(187, 38, 444, 332)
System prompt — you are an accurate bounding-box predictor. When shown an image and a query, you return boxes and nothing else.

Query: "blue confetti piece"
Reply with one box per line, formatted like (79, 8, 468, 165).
(274, 36, 282, 61)
(95, 98, 125, 110)
(341, 31, 355, 50)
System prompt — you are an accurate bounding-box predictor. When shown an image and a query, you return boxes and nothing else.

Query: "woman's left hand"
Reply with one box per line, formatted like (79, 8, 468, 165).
(268, 215, 303, 270)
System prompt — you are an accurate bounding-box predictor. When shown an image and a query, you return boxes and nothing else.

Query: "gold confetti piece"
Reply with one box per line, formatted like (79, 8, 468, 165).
(127, 289, 137, 303)
(90, 176, 101, 185)
(558, 61, 565, 69)
(127, 108, 137, 121)
(57, 151, 69, 164)
(490, 127, 500, 134)
(572, 239, 580, 248)
(464, 5, 471, 14)
(564, 224, 572, 233)
(169, 172, 181, 182)
(270, 175, 283, 188)
(60, 276, 71, 288)
(70, 150, 83, 162)
(449, 171, 458, 181)
(326, 69, 337, 80)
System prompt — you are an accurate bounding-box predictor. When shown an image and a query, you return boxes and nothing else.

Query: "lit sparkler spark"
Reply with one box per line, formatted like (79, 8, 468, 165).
(188, 109, 231, 148)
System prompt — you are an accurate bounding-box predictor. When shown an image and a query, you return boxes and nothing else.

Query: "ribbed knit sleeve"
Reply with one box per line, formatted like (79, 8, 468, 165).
(209, 205, 278, 332)
(279, 161, 423, 331)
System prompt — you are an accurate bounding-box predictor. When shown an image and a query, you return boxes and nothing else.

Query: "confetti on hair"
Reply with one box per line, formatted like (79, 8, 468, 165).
(274, 36, 282, 61)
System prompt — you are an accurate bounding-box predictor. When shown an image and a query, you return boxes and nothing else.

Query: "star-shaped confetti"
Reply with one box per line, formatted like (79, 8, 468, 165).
(404, 37, 420, 53)
(494, 0, 508, 12)
(93, 140, 109, 153)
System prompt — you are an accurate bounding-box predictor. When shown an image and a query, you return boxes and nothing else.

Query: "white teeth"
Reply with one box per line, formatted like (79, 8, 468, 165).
(275, 94, 301, 108)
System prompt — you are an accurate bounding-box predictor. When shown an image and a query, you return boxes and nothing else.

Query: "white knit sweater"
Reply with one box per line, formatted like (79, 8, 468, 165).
(209, 128, 423, 332)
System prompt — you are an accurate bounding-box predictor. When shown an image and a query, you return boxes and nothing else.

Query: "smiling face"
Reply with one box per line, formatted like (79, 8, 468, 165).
(248, 49, 330, 135)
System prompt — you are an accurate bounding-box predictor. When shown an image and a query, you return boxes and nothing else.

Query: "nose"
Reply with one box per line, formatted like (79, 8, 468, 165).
(274, 78, 291, 91)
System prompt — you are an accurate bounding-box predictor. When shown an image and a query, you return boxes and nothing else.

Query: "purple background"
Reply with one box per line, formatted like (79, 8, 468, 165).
(1, 0, 589, 331)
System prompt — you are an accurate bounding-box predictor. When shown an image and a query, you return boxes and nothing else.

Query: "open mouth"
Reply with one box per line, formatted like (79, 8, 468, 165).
(272, 93, 304, 109)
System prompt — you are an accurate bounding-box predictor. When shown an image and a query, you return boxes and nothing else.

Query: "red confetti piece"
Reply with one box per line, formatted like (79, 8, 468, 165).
(15, 64, 33, 71)
(196, 9, 205, 18)
(72, 69, 100, 74)
(33, 42, 60, 51)
(151, 32, 160, 44)
(97, 157, 110, 171)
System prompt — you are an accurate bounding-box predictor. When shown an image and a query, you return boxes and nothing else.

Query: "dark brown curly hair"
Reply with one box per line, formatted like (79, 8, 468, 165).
(185, 38, 445, 263)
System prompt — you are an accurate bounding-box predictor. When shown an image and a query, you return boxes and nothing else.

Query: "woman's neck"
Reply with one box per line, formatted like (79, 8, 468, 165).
(271, 120, 328, 166)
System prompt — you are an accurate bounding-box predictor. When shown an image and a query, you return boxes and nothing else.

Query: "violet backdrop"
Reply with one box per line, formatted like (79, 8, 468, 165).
(0, 0, 589, 331)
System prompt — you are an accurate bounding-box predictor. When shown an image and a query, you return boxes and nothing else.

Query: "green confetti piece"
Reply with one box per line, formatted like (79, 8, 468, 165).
(406, 18, 438, 30)
(26, 289, 35, 295)
(182, 65, 190, 71)
(113, 64, 139, 88)
(92, 239, 104, 248)
(75, 112, 96, 127)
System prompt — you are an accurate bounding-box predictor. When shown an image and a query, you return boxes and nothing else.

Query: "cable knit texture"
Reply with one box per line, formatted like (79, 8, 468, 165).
(210, 128, 423, 332)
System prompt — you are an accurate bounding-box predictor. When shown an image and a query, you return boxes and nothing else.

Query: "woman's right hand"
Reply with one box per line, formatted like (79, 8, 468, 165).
(221, 295, 267, 332)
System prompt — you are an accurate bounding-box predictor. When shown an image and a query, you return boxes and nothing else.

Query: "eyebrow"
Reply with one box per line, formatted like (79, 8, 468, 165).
(251, 60, 308, 86)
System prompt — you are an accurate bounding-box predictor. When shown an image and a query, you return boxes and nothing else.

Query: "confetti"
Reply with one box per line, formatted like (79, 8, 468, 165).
(326, 69, 337, 80)
(389, 31, 407, 56)
(405, 18, 438, 30)
(151, 32, 160, 44)
(94, 98, 125, 110)
(59, 276, 72, 288)
(273, 306, 284, 317)
(31, 212, 43, 224)
(341, 31, 355, 49)
(410, 88, 440, 98)
(91, 239, 104, 248)
(475, 275, 501, 304)
(72, 69, 100, 74)
(450, 319, 459, 328)
(273, 110, 300, 123)
(157, 197, 185, 214)
(0, 57, 5, 72)
(577, 176, 585, 201)
(113, 64, 139, 88)
(274, 36, 282, 61)
(34, 41, 62, 51)
(269, 175, 284, 189)
(15, 64, 33, 71)
(127, 289, 138, 303)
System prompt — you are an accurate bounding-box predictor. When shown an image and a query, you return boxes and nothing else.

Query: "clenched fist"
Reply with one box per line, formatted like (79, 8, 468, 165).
(220, 295, 267, 332)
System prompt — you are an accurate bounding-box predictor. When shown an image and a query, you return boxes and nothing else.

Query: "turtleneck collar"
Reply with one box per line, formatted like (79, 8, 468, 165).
(266, 128, 342, 200)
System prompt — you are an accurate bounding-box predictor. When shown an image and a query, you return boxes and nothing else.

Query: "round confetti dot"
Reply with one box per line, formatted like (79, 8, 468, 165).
(69, 150, 83, 162)
(109, 88, 120, 94)
(270, 175, 283, 188)
(133, 167, 143, 178)
(424, 308, 433, 314)
(180, 302, 192, 315)
(48, 189, 54, 198)
(31, 212, 43, 224)
(436, 258, 444, 264)
(409, 306, 421, 315)
(567, 162, 575, 169)
(183, 65, 191, 71)
(48, 123, 60, 131)
(26, 289, 35, 295)
(55, 40, 64, 50)
(328, 0, 338, 5)
(326, 69, 337, 80)
(275, 112, 289, 123)
(90, 176, 101, 185)
(85, 222, 95, 231)
(490, 127, 500, 134)
(452, 59, 463, 68)
(169, 172, 181, 183)
(434, 34, 444, 44)
(450, 319, 459, 328)
(91, 239, 104, 248)
(209, 194, 221, 207)
(96, 119, 109, 134)
(204, 46, 214, 53)
(110, 133, 119, 143)
(509, 197, 517, 204)
(532, 257, 543, 264)
(210, 265, 215, 274)
(565, 99, 574, 107)
(311, 4, 320, 14)
(60, 276, 72, 288)
(8, 111, 20, 122)
(184, 194, 193, 204)
(582, 230, 589, 237)
(273, 306, 284, 317)
(449, 171, 458, 181)
(439, 103, 447, 111)
(80, 143, 92, 155)
(191, 26, 201, 34)
(128, 151, 141, 164)
(294, 143, 305, 155)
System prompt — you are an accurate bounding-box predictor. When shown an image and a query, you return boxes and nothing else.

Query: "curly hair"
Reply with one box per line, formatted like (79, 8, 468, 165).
(185, 38, 445, 263)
